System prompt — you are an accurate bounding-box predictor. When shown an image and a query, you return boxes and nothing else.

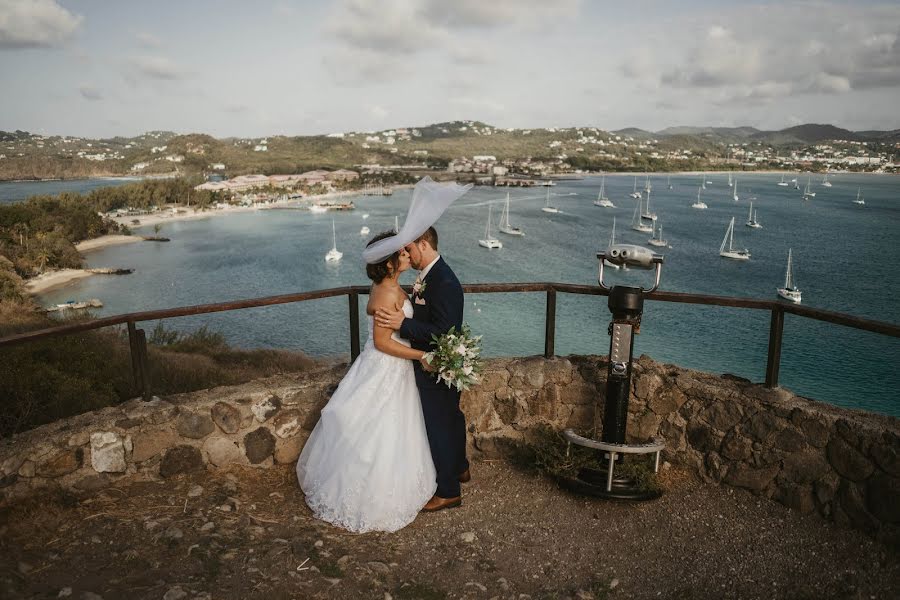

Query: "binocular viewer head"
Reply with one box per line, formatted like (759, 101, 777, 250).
(598, 244, 663, 269)
(597, 244, 664, 293)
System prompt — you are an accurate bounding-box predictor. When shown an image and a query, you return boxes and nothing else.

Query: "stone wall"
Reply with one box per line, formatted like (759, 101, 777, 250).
(1, 356, 897, 541)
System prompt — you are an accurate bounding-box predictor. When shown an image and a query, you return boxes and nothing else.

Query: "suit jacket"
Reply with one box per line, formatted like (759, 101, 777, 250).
(399, 257, 464, 390)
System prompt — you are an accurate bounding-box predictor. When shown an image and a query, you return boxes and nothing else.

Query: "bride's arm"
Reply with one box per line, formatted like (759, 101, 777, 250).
(371, 293, 426, 361)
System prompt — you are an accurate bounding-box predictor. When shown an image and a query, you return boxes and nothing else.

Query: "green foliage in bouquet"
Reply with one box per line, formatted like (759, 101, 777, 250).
(422, 324, 483, 391)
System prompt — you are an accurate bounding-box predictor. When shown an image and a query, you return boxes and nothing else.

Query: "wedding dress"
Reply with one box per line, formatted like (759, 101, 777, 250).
(296, 299, 437, 533)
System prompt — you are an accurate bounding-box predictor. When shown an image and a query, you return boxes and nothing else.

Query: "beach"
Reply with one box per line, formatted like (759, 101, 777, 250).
(25, 268, 95, 295)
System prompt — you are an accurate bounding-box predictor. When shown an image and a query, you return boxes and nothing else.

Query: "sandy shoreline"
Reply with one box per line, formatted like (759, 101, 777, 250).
(75, 234, 143, 253)
(25, 269, 95, 295)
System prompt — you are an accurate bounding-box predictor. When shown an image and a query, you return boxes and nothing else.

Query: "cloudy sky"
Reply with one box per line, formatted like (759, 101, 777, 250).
(1, 0, 899, 138)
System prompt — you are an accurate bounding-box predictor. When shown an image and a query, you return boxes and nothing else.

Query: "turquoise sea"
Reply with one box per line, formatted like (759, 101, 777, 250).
(0, 177, 141, 204)
(33, 173, 900, 416)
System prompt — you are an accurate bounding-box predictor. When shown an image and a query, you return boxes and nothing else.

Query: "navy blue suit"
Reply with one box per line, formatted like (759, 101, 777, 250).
(399, 257, 469, 498)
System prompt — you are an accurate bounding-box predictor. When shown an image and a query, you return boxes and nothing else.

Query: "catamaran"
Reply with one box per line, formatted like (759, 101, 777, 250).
(478, 204, 503, 249)
(777, 174, 789, 187)
(647, 221, 668, 247)
(745, 202, 761, 228)
(691, 186, 708, 209)
(821, 173, 832, 187)
(732, 178, 739, 201)
(630, 177, 641, 199)
(641, 188, 657, 221)
(593, 176, 615, 207)
(777, 249, 801, 303)
(324, 219, 343, 262)
(499, 192, 524, 235)
(852, 188, 865, 205)
(631, 197, 653, 233)
(719, 217, 750, 260)
(803, 176, 816, 199)
(309, 204, 327, 214)
(541, 185, 559, 213)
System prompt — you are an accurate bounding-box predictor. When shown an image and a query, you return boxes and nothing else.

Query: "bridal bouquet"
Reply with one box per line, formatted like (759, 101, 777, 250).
(422, 325, 483, 391)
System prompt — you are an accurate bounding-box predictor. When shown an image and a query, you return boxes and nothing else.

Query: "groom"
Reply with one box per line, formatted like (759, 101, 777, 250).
(375, 226, 470, 512)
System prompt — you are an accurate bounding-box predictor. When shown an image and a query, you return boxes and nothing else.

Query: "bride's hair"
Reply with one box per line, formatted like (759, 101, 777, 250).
(365, 231, 401, 283)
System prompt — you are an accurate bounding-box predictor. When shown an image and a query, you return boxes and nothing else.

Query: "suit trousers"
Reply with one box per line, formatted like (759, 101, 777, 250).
(419, 385, 469, 499)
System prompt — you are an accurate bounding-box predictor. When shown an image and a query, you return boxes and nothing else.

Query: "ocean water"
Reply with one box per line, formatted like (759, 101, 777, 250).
(37, 173, 900, 416)
(0, 177, 141, 204)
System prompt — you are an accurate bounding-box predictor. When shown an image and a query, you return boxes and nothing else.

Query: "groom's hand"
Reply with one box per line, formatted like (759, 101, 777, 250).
(375, 304, 404, 330)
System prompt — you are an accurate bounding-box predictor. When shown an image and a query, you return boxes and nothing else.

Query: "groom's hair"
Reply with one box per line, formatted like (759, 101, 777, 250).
(415, 227, 438, 251)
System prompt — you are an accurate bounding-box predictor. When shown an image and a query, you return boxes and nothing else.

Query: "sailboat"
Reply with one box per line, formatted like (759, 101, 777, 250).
(852, 188, 865, 205)
(700, 176, 706, 190)
(821, 173, 832, 187)
(793, 177, 801, 190)
(745, 202, 762, 228)
(541, 185, 559, 213)
(644, 175, 652, 193)
(667, 175, 673, 190)
(478, 204, 503, 249)
(732, 178, 739, 201)
(647, 220, 668, 247)
(631, 197, 653, 233)
(499, 192, 524, 235)
(593, 177, 615, 207)
(324, 219, 343, 262)
(728, 171, 733, 187)
(359, 226, 370, 236)
(777, 249, 801, 303)
(691, 186, 708, 209)
(803, 176, 816, 199)
(777, 173, 789, 187)
(630, 177, 641, 199)
(393, 216, 400, 232)
(719, 217, 750, 260)
(604, 217, 624, 270)
(641, 188, 657, 220)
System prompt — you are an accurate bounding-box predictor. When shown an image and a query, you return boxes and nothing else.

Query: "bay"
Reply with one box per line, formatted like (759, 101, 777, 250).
(0, 177, 142, 204)
(37, 173, 900, 416)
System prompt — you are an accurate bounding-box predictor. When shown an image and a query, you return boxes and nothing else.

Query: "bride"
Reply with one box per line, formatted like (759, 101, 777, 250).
(296, 231, 437, 533)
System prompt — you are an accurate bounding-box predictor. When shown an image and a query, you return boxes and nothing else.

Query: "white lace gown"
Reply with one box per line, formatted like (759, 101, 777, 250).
(296, 299, 437, 533)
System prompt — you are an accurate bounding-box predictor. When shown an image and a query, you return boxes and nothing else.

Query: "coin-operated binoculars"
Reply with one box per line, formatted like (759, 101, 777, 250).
(561, 244, 665, 500)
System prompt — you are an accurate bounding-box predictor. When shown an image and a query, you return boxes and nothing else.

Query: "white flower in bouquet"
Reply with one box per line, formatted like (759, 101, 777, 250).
(422, 324, 483, 391)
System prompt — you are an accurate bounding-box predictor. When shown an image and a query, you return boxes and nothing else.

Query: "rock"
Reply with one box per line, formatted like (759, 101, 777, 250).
(131, 430, 179, 463)
(200, 521, 215, 532)
(776, 483, 816, 513)
(80, 593, 104, 600)
(176, 411, 215, 439)
(203, 437, 246, 467)
(773, 426, 807, 453)
(159, 445, 203, 478)
(58, 587, 72, 597)
(272, 409, 302, 439)
(704, 452, 726, 483)
(686, 422, 721, 453)
(610, 579, 620, 589)
(836, 481, 878, 532)
(244, 428, 276, 464)
(815, 474, 839, 506)
(634, 373, 663, 401)
(74, 474, 110, 492)
(865, 474, 900, 523)
(781, 449, 831, 484)
(36, 449, 82, 478)
(477, 369, 509, 393)
(745, 411, 785, 443)
(274, 436, 306, 464)
(67, 430, 91, 447)
(251, 394, 281, 422)
(724, 463, 779, 492)
(870, 440, 900, 477)
(648, 387, 686, 415)
(188, 485, 203, 497)
(721, 432, 752, 462)
(163, 586, 188, 600)
(211, 402, 243, 434)
(17, 460, 35, 478)
(162, 526, 184, 541)
(90, 432, 127, 473)
(795, 414, 831, 448)
(704, 400, 743, 431)
(367, 561, 390, 575)
(460, 531, 476, 543)
(121, 397, 178, 425)
(629, 411, 660, 442)
(826, 437, 874, 481)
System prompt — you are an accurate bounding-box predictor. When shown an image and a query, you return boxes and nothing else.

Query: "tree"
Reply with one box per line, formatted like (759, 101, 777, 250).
(154, 223, 162, 236)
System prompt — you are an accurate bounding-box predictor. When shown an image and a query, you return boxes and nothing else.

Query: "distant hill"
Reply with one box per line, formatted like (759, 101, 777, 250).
(612, 127, 655, 140)
(643, 123, 897, 145)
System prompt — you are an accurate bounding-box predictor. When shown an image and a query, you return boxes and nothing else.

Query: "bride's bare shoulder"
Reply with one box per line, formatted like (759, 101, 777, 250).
(366, 283, 403, 315)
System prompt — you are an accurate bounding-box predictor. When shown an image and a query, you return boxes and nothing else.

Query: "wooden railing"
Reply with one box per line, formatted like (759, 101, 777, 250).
(1, 283, 898, 401)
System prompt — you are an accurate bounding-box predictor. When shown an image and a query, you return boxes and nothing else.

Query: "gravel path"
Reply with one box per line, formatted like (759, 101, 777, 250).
(1, 461, 897, 599)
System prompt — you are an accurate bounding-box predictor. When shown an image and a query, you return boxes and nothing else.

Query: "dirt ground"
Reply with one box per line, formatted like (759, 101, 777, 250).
(1, 461, 897, 600)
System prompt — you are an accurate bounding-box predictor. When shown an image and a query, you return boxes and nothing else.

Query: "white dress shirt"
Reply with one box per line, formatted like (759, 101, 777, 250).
(417, 254, 441, 281)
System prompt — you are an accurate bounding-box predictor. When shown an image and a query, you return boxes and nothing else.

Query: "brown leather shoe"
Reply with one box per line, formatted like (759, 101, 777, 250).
(458, 468, 471, 483)
(421, 495, 462, 512)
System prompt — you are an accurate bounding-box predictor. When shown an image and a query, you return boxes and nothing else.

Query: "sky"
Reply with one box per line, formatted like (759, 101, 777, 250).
(1, 0, 899, 138)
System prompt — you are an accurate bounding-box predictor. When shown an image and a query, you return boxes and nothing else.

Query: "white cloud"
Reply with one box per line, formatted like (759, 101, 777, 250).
(368, 104, 388, 119)
(78, 84, 102, 101)
(0, 0, 82, 49)
(421, 0, 581, 29)
(136, 32, 162, 49)
(127, 55, 185, 81)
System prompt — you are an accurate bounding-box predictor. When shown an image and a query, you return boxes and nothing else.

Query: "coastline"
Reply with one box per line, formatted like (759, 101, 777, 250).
(25, 269, 94, 295)
(75, 234, 143, 254)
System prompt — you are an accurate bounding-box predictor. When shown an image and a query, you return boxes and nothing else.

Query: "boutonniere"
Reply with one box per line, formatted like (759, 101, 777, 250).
(412, 279, 427, 298)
